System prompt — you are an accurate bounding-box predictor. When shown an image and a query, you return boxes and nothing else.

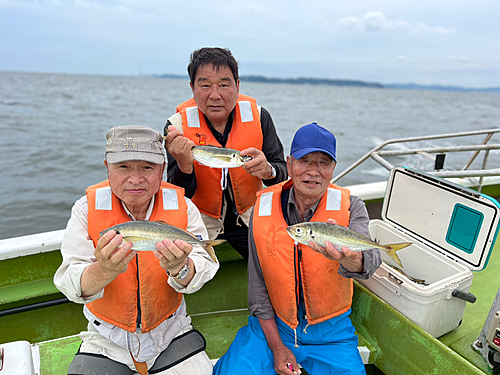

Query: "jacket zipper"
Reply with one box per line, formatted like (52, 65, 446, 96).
(136, 256, 142, 331)
(295, 243, 303, 325)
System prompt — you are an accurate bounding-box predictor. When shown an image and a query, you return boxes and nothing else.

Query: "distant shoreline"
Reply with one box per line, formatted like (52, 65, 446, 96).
(3, 71, 497, 93)
(239, 75, 383, 88)
(154, 73, 500, 93)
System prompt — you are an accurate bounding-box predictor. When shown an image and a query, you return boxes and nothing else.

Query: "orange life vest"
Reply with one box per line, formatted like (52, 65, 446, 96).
(85, 180, 188, 333)
(253, 180, 352, 329)
(176, 94, 263, 218)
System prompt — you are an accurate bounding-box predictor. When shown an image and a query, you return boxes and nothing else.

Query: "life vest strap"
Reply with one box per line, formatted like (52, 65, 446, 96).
(67, 329, 207, 374)
(67, 350, 134, 375)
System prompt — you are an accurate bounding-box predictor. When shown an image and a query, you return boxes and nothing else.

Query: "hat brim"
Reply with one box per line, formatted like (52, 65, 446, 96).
(106, 152, 165, 164)
(291, 147, 336, 162)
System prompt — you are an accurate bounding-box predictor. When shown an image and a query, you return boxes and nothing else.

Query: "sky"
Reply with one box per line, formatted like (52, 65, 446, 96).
(1, 0, 499, 88)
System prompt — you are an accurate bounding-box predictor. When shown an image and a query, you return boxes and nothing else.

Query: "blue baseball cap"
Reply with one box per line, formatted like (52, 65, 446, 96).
(290, 122, 337, 162)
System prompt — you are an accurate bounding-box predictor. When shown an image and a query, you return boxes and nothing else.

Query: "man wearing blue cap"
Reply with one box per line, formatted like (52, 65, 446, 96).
(213, 122, 382, 375)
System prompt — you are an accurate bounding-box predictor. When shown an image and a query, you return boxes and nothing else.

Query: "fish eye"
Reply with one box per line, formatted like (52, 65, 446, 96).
(295, 227, 303, 234)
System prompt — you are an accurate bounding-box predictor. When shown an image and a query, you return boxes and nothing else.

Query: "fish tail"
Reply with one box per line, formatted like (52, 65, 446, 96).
(383, 242, 411, 268)
(201, 240, 225, 263)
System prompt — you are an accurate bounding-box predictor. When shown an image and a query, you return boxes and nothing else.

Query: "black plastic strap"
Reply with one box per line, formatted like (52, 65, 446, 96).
(149, 329, 206, 373)
(67, 351, 134, 375)
(67, 329, 206, 374)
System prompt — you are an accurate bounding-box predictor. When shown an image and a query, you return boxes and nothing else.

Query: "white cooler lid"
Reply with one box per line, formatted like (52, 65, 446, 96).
(381, 167, 500, 271)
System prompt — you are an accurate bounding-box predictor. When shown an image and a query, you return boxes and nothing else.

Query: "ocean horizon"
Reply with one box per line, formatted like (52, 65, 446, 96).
(3, 69, 500, 93)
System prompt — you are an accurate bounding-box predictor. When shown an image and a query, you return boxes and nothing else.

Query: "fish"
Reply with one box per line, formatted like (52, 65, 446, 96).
(191, 145, 252, 168)
(286, 222, 411, 267)
(383, 261, 428, 286)
(99, 221, 223, 262)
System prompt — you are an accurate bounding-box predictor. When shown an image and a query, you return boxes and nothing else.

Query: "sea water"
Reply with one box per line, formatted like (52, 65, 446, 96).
(1, 71, 499, 240)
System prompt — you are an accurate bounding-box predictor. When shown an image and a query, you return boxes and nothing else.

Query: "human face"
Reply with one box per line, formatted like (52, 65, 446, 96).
(287, 152, 336, 204)
(191, 64, 239, 130)
(106, 160, 165, 218)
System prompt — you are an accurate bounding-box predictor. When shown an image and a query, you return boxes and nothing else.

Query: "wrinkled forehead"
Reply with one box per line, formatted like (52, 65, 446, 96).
(296, 151, 335, 162)
(195, 63, 236, 81)
(107, 159, 162, 167)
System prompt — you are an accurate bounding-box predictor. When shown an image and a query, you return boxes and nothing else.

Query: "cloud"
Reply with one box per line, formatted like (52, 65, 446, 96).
(445, 55, 471, 61)
(337, 11, 457, 35)
(412, 22, 457, 35)
(336, 12, 408, 32)
(241, 2, 272, 17)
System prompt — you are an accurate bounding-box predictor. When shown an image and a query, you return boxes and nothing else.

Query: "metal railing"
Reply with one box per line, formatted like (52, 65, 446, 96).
(331, 128, 500, 192)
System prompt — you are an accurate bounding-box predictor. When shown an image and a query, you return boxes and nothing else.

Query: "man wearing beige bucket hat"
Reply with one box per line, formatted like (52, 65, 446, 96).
(54, 125, 218, 375)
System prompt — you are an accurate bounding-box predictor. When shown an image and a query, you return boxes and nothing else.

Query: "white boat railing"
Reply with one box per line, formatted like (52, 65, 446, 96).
(332, 128, 500, 192)
(0, 230, 64, 261)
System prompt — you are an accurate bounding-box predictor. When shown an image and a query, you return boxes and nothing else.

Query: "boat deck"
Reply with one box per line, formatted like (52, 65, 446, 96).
(2, 184, 500, 374)
(15, 237, 497, 375)
(28, 262, 381, 375)
(31, 254, 252, 374)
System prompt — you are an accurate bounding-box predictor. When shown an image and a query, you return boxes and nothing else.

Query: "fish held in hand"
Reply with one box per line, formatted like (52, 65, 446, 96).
(100, 221, 222, 262)
(286, 222, 410, 267)
(192, 145, 252, 168)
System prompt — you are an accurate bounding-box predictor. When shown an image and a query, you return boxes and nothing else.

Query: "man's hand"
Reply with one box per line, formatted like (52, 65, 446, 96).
(94, 230, 137, 278)
(307, 219, 364, 273)
(272, 345, 301, 375)
(164, 125, 195, 174)
(154, 239, 194, 284)
(259, 318, 302, 375)
(81, 230, 138, 297)
(241, 147, 273, 179)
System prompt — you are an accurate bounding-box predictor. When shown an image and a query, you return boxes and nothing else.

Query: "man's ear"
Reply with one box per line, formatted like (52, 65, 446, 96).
(286, 156, 292, 176)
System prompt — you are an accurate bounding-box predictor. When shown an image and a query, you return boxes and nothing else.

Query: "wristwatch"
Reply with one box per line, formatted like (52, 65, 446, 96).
(267, 164, 276, 179)
(166, 258, 190, 280)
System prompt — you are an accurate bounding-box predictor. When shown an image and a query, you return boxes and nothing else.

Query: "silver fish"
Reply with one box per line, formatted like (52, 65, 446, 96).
(383, 261, 428, 286)
(191, 145, 252, 168)
(286, 222, 411, 267)
(100, 221, 222, 262)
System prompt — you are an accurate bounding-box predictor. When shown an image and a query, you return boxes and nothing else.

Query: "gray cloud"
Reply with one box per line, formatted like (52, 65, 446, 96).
(337, 11, 457, 35)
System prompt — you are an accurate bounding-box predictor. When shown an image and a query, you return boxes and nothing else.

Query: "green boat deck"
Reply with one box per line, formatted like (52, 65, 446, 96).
(0, 242, 381, 374)
(1, 202, 499, 374)
(29, 239, 499, 375)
